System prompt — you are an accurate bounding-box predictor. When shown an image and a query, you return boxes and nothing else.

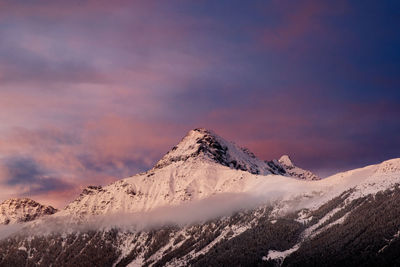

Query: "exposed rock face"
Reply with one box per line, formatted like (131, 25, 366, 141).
(0, 198, 57, 225)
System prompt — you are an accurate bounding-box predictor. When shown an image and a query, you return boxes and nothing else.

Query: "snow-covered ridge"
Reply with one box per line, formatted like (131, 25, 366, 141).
(0, 198, 57, 225)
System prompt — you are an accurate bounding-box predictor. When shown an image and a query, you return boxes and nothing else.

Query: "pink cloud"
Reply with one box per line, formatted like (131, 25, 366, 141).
(0, 115, 187, 208)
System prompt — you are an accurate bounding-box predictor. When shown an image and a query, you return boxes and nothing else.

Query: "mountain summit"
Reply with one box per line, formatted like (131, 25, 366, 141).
(278, 155, 319, 180)
(154, 128, 286, 175)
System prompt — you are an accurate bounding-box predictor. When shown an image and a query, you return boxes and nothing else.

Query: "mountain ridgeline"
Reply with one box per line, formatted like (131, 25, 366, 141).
(1, 128, 400, 267)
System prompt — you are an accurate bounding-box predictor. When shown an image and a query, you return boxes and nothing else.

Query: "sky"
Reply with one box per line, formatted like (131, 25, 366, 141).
(0, 0, 399, 208)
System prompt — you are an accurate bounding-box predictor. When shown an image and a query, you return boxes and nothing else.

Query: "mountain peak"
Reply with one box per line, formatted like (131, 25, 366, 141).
(278, 155, 319, 180)
(0, 198, 57, 225)
(192, 127, 211, 134)
(279, 155, 293, 167)
(153, 128, 219, 168)
(153, 128, 284, 175)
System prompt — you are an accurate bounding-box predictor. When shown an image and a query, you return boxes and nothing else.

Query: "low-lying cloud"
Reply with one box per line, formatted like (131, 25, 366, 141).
(0, 185, 324, 240)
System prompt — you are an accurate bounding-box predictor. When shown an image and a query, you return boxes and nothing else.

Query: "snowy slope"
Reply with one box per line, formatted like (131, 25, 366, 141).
(62, 159, 270, 217)
(253, 157, 400, 224)
(313, 158, 400, 204)
(0, 198, 57, 225)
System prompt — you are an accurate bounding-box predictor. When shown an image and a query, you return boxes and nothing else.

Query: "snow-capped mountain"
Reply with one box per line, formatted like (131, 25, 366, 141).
(1, 128, 400, 266)
(60, 129, 318, 217)
(0, 198, 57, 225)
(278, 155, 319, 180)
(61, 128, 314, 218)
(2, 158, 400, 267)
